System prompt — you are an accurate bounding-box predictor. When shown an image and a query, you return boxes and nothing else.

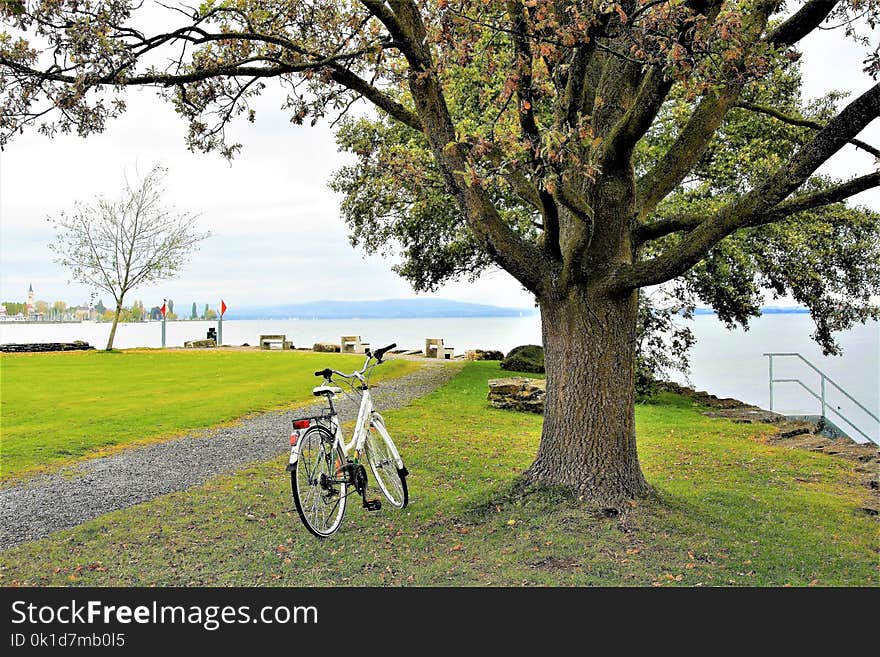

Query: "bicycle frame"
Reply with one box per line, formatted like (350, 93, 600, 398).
(288, 357, 403, 471)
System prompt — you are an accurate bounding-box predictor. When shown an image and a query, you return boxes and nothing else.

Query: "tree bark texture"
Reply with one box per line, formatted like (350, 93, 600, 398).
(524, 287, 651, 508)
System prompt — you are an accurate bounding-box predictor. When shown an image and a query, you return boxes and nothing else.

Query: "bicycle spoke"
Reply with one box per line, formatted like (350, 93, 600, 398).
(292, 427, 349, 536)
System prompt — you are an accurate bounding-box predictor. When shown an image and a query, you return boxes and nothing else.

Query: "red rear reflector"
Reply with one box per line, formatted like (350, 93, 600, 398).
(289, 433, 298, 445)
(293, 420, 311, 430)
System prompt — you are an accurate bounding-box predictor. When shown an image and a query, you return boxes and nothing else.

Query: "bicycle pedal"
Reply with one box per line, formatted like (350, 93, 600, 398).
(363, 498, 382, 511)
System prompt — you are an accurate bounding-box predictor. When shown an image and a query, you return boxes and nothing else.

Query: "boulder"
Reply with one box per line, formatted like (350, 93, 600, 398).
(500, 344, 545, 373)
(465, 349, 505, 361)
(488, 377, 546, 413)
(184, 338, 216, 348)
(313, 342, 341, 353)
(0, 341, 95, 353)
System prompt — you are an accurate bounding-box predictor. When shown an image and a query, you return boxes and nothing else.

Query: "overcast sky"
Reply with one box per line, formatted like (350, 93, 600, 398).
(0, 9, 877, 313)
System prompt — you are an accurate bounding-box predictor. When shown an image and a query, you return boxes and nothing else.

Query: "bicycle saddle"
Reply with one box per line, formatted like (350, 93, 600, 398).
(312, 384, 343, 397)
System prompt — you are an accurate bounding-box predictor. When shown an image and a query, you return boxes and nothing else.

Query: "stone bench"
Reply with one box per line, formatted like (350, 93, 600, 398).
(425, 338, 454, 359)
(341, 335, 369, 354)
(260, 334, 292, 350)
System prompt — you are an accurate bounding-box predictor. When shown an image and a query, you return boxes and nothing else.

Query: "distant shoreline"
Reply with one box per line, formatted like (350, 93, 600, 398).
(0, 307, 818, 324)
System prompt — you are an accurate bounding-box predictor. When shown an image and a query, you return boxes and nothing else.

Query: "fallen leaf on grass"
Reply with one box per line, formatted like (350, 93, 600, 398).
(450, 544, 463, 552)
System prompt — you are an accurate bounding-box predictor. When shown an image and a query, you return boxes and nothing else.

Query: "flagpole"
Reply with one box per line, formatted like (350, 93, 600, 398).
(218, 313, 222, 346)
(161, 298, 166, 348)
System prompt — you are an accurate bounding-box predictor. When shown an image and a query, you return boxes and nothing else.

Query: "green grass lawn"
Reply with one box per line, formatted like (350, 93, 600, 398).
(1, 361, 876, 586)
(0, 349, 417, 480)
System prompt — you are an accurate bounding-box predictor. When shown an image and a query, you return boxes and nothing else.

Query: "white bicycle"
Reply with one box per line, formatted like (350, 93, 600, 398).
(287, 343, 408, 537)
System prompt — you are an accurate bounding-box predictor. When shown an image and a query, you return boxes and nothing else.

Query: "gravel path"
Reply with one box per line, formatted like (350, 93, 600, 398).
(0, 362, 461, 551)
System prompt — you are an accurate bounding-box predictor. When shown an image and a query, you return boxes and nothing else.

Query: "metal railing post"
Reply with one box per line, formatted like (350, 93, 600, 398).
(762, 351, 878, 445)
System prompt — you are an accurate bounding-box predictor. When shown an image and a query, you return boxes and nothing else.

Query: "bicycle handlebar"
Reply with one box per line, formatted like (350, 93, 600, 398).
(373, 343, 396, 361)
(313, 342, 397, 379)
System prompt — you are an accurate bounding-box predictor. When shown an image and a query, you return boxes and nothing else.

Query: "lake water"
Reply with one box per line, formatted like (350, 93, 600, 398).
(2, 314, 877, 442)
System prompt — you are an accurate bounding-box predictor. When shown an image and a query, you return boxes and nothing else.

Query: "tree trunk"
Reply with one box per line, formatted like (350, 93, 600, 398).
(524, 286, 650, 509)
(106, 302, 122, 351)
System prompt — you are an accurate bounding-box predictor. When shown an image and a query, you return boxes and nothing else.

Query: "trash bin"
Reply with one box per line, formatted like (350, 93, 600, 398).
(207, 327, 217, 341)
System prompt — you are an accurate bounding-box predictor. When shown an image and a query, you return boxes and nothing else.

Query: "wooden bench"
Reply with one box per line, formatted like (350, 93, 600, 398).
(260, 334, 292, 350)
(425, 338, 454, 359)
(340, 335, 370, 354)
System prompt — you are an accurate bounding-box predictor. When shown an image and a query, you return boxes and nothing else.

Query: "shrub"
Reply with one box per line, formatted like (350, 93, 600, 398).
(501, 344, 545, 373)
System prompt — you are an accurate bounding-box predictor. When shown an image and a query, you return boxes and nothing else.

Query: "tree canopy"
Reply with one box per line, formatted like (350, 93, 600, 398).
(331, 54, 880, 353)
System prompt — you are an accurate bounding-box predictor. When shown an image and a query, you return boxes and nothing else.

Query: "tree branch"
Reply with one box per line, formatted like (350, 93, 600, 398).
(733, 101, 880, 159)
(634, 171, 880, 244)
(601, 0, 725, 162)
(328, 67, 422, 131)
(361, 0, 425, 68)
(382, 0, 554, 293)
(634, 0, 839, 219)
(615, 83, 880, 292)
(632, 212, 711, 244)
(505, 0, 561, 261)
(768, 0, 840, 45)
(603, 67, 674, 162)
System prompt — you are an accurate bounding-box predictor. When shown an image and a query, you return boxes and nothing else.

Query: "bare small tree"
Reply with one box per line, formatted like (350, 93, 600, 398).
(49, 166, 210, 350)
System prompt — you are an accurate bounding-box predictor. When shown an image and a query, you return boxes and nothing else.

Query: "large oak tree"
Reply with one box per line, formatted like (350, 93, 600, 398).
(2, 0, 879, 506)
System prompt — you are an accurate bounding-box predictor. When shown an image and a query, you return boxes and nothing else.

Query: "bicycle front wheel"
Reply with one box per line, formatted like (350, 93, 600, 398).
(292, 426, 347, 537)
(365, 420, 408, 508)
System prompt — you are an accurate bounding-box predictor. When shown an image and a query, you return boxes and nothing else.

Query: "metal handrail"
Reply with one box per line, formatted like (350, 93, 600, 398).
(764, 352, 879, 445)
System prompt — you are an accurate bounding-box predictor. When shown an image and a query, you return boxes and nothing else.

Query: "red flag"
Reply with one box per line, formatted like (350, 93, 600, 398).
(160, 303, 167, 317)
(220, 300, 227, 317)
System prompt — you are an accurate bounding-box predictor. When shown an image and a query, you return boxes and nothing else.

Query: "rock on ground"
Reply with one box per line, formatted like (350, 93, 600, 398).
(488, 377, 546, 413)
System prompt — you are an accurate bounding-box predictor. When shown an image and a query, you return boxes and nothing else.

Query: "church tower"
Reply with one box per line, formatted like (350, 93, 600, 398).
(26, 283, 34, 315)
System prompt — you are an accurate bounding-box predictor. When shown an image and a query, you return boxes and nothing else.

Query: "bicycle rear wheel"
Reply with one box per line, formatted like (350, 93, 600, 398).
(364, 420, 408, 508)
(291, 426, 347, 537)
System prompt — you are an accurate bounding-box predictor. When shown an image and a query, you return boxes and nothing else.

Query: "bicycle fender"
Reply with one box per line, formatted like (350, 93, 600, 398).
(288, 428, 307, 466)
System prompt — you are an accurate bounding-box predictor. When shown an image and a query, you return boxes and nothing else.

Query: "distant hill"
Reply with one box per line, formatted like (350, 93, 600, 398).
(225, 298, 537, 320)
(693, 306, 810, 315)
